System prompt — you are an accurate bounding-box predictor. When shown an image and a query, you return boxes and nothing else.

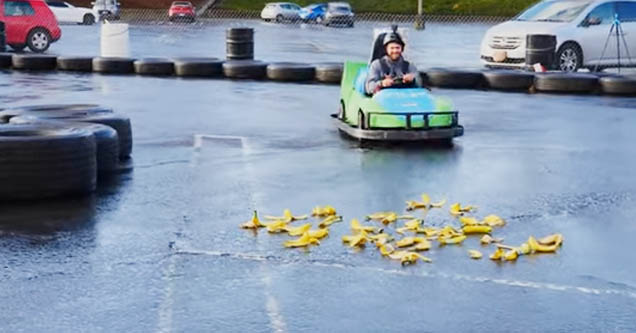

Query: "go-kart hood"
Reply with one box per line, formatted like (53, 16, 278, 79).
(372, 88, 454, 113)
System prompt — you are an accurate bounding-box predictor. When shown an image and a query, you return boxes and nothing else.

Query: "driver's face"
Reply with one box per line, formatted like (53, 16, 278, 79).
(386, 43, 403, 61)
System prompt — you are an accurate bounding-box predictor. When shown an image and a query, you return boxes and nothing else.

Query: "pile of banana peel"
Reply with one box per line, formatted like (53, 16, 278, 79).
(240, 194, 564, 266)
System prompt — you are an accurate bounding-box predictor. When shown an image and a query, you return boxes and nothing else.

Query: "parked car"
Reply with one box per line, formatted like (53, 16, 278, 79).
(46, 1, 96, 25)
(91, 0, 119, 21)
(323, 2, 354, 27)
(260, 2, 301, 23)
(299, 3, 326, 23)
(480, 0, 636, 72)
(0, 0, 62, 52)
(169, 1, 195, 22)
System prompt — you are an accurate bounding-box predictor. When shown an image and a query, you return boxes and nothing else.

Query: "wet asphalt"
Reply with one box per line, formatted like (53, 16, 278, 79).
(1, 20, 636, 332)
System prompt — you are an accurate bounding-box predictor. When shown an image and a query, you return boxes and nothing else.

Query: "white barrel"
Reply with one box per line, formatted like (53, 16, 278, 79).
(100, 23, 130, 57)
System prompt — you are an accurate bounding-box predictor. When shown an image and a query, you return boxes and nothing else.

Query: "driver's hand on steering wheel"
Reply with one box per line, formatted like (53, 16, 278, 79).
(403, 73, 416, 83)
(381, 75, 394, 88)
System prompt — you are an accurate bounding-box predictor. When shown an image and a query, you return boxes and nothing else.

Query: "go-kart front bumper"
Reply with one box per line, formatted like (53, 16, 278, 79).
(331, 113, 464, 141)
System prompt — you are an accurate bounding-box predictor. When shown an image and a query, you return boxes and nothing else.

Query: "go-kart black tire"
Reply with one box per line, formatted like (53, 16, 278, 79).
(6, 111, 132, 159)
(599, 76, 636, 96)
(314, 62, 343, 84)
(57, 56, 94, 72)
(483, 70, 535, 91)
(173, 57, 223, 77)
(11, 54, 57, 71)
(0, 125, 97, 201)
(266, 62, 316, 82)
(0, 104, 113, 123)
(222, 60, 268, 80)
(0, 52, 12, 68)
(358, 110, 366, 130)
(93, 57, 136, 74)
(425, 68, 484, 89)
(534, 73, 599, 93)
(9, 117, 120, 175)
(134, 58, 175, 76)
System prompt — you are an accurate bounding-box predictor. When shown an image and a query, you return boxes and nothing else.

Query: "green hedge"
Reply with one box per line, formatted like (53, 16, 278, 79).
(219, 0, 539, 17)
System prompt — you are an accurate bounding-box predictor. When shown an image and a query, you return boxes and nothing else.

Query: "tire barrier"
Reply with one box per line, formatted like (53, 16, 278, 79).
(0, 52, 11, 68)
(12, 54, 57, 71)
(226, 28, 254, 60)
(314, 62, 343, 84)
(9, 117, 120, 175)
(425, 68, 484, 89)
(134, 58, 175, 76)
(266, 62, 315, 82)
(57, 56, 94, 72)
(93, 57, 135, 74)
(534, 73, 599, 94)
(222, 60, 267, 79)
(6, 110, 132, 160)
(599, 76, 636, 96)
(0, 125, 97, 201)
(482, 70, 535, 91)
(173, 57, 223, 77)
(526, 35, 556, 70)
(0, 104, 113, 123)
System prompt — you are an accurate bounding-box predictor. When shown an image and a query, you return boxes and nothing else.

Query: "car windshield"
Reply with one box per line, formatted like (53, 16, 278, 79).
(330, 5, 350, 12)
(173, 2, 191, 6)
(516, 0, 592, 22)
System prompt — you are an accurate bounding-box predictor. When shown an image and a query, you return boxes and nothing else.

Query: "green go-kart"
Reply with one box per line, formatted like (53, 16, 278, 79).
(332, 59, 464, 143)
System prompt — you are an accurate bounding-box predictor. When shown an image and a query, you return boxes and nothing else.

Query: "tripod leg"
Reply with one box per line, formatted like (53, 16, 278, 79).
(618, 23, 634, 67)
(617, 20, 621, 72)
(596, 23, 615, 72)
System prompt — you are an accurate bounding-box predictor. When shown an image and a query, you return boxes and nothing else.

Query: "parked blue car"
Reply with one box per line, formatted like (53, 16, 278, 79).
(299, 3, 327, 23)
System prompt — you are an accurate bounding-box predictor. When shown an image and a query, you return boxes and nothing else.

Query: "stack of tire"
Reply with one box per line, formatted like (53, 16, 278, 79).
(0, 104, 132, 201)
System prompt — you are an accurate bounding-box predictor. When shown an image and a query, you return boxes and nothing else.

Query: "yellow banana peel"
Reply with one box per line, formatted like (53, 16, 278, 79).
(462, 225, 492, 234)
(367, 232, 392, 243)
(307, 228, 329, 240)
(266, 220, 289, 233)
(311, 205, 337, 217)
(366, 211, 392, 220)
(405, 193, 431, 211)
(430, 199, 447, 208)
(342, 230, 368, 247)
(483, 214, 506, 227)
(401, 252, 432, 265)
(528, 236, 561, 253)
(379, 243, 395, 256)
(504, 249, 518, 261)
(265, 209, 308, 223)
(240, 210, 263, 229)
(538, 233, 563, 246)
(417, 227, 439, 237)
(468, 250, 483, 259)
(450, 203, 462, 216)
(351, 219, 379, 233)
(438, 235, 467, 245)
(318, 215, 342, 228)
(283, 232, 320, 248)
(285, 223, 311, 236)
(439, 226, 463, 238)
(490, 248, 505, 260)
(480, 234, 504, 244)
(518, 243, 531, 255)
(404, 219, 422, 230)
(413, 239, 432, 251)
(459, 216, 482, 226)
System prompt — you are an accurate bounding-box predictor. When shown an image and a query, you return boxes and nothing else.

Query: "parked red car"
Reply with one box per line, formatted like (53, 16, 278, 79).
(0, 0, 61, 52)
(168, 1, 195, 22)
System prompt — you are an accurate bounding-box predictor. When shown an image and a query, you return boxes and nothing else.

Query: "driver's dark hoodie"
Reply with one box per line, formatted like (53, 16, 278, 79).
(365, 55, 422, 95)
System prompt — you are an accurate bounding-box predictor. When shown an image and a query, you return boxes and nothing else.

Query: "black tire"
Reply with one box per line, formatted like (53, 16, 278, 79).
(83, 14, 96, 25)
(338, 100, 345, 121)
(0, 52, 12, 68)
(5, 110, 132, 159)
(314, 62, 343, 84)
(0, 195, 96, 233)
(9, 117, 120, 175)
(134, 58, 175, 76)
(173, 57, 223, 77)
(26, 28, 51, 53)
(222, 60, 268, 80)
(9, 44, 25, 52)
(358, 110, 366, 129)
(0, 125, 97, 201)
(11, 54, 57, 71)
(555, 42, 583, 72)
(426, 68, 484, 89)
(482, 70, 535, 91)
(93, 57, 136, 74)
(266, 62, 316, 82)
(0, 104, 113, 123)
(599, 76, 636, 96)
(276, 14, 283, 23)
(534, 73, 599, 93)
(57, 56, 94, 72)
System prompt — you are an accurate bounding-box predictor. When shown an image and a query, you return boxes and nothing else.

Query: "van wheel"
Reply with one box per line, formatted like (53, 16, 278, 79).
(556, 42, 582, 72)
(83, 14, 95, 25)
(27, 28, 51, 53)
(358, 110, 366, 129)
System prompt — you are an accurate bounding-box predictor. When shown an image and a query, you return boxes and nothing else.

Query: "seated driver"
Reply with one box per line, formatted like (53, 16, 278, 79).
(365, 30, 422, 95)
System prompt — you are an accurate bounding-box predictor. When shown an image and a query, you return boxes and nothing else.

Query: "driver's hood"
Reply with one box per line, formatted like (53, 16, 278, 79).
(486, 20, 569, 37)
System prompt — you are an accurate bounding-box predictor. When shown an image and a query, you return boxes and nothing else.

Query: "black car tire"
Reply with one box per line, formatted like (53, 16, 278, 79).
(93, 57, 136, 74)
(173, 57, 223, 77)
(534, 73, 599, 93)
(57, 56, 94, 72)
(26, 28, 51, 53)
(266, 62, 316, 82)
(134, 58, 175, 76)
(0, 125, 97, 201)
(314, 62, 343, 84)
(426, 68, 485, 89)
(222, 60, 268, 80)
(483, 70, 535, 91)
(555, 42, 583, 72)
(83, 14, 96, 25)
(11, 54, 57, 71)
(358, 110, 366, 129)
(599, 76, 636, 96)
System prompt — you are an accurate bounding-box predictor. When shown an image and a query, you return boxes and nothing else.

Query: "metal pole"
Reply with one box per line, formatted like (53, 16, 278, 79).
(415, 0, 425, 30)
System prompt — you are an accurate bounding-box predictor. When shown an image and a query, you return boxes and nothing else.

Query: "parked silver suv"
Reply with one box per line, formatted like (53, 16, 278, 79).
(91, 0, 120, 20)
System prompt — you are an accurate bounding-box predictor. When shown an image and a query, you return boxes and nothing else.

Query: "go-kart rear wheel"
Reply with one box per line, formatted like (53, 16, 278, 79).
(358, 110, 366, 129)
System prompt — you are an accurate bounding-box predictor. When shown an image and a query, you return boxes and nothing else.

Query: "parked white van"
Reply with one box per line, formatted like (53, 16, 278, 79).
(480, 0, 636, 71)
